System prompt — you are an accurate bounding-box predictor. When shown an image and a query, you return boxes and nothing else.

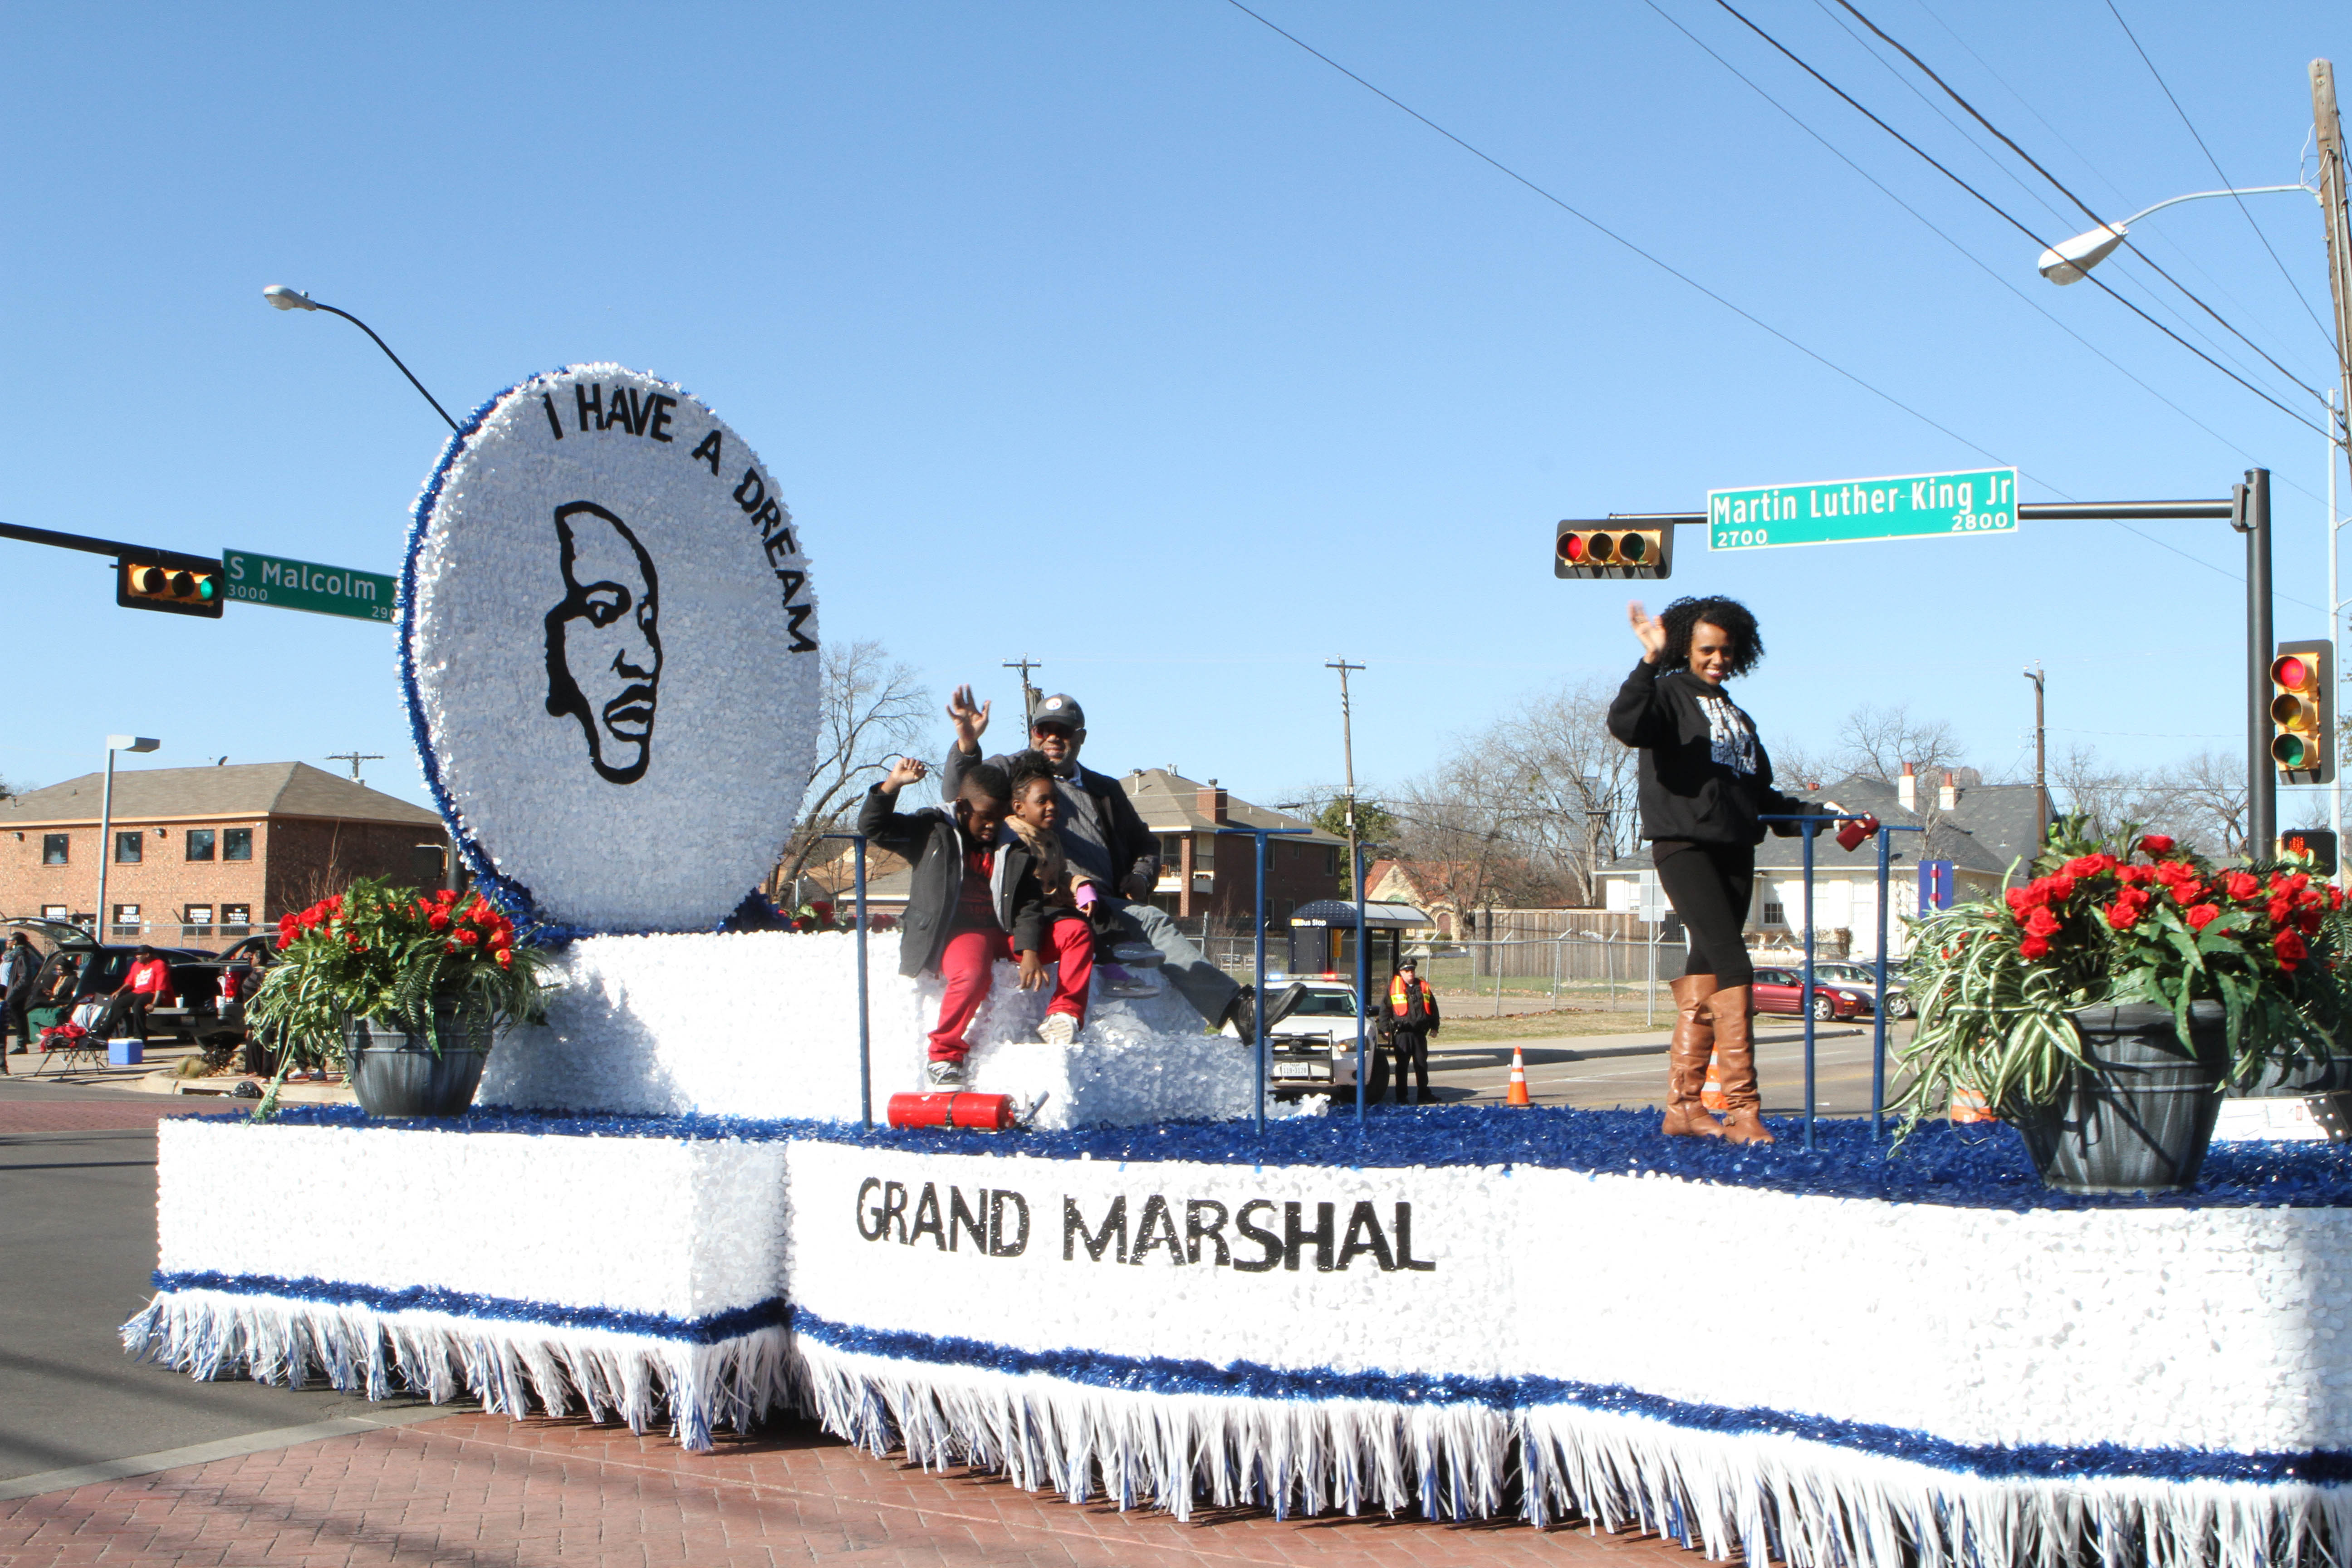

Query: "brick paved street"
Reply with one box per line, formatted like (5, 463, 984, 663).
(0, 1411, 1707, 1568)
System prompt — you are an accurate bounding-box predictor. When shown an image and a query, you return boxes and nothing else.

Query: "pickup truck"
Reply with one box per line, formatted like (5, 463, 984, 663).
(10, 918, 271, 1058)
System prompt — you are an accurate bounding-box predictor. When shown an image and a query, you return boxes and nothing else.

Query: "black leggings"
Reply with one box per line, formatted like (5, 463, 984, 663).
(1652, 840, 1756, 989)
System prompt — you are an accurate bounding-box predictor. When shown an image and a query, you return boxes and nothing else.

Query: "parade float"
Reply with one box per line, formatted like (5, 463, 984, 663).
(125, 366, 2352, 1568)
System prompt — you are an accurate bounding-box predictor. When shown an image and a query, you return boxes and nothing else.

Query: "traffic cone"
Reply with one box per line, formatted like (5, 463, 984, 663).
(1700, 1052, 1728, 1112)
(1505, 1045, 1533, 1107)
(1950, 1086, 1998, 1124)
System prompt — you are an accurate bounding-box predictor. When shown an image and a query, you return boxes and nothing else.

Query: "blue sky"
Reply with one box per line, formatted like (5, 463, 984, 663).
(1, 1, 2345, 820)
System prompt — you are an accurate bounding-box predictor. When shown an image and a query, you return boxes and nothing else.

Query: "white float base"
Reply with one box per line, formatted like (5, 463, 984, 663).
(128, 1113, 2352, 1568)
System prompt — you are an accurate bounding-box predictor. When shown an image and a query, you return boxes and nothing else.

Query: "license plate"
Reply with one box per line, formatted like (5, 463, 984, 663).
(1271, 1063, 1326, 1080)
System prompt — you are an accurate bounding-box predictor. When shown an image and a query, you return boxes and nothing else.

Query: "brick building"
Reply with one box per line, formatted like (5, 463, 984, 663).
(1118, 769, 1345, 926)
(1, 762, 450, 944)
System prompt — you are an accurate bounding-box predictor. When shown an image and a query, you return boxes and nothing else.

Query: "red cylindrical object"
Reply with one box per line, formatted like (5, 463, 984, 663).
(887, 1092, 1016, 1131)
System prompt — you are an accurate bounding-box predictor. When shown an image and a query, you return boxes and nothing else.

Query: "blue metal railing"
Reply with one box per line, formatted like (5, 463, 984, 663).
(1215, 825, 1310, 1135)
(1758, 815, 1923, 1149)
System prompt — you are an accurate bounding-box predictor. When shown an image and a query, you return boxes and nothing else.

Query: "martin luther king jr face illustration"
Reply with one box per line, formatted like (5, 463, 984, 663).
(544, 501, 662, 785)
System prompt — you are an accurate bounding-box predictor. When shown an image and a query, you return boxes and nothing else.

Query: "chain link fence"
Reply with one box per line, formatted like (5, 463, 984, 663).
(1171, 916, 1683, 1021)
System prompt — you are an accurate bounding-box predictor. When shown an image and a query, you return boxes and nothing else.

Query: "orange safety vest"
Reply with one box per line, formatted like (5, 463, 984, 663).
(1387, 975, 1434, 1018)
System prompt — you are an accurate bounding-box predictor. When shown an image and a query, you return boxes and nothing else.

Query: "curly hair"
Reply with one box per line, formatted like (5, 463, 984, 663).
(1658, 596, 1764, 677)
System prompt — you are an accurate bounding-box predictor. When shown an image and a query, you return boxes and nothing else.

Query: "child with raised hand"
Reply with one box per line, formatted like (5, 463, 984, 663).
(857, 755, 1094, 1084)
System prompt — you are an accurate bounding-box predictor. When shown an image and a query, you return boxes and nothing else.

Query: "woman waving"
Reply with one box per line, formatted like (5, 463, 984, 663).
(1608, 597, 1822, 1145)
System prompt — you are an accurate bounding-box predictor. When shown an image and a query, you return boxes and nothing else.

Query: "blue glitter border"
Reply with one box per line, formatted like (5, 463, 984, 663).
(205, 1102, 2352, 1212)
(151, 1268, 787, 1345)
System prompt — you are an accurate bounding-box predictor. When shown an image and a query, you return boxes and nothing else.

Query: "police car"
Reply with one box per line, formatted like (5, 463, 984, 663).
(1260, 975, 1380, 1099)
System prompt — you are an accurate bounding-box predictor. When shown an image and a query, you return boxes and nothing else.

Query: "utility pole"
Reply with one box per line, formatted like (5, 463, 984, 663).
(1325, 660, 1366, 896)
(2313, 63, 2352, 435)
(1327, 658, 1369, 1120)
(1002, 657, 1043, 728)
(326, 751, 382, 783)
(2315, 62, 2352, 877)
(2023, 664, 2046, 849)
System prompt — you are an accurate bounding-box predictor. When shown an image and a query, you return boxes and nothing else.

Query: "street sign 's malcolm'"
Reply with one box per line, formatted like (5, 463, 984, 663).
(1707, 466, 2018, 550)
(221, 547, 397, 622)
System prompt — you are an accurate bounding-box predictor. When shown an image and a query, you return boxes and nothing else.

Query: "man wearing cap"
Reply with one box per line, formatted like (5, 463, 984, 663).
(1383, 959, 1441, 1104)
(943, 685, 1298, 1037)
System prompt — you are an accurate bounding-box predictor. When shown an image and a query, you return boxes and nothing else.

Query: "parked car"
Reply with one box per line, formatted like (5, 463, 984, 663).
(1808, 960, 1914, 1019)
(8, 917, 249, 1051)
(1750, 965, 1873, 1021)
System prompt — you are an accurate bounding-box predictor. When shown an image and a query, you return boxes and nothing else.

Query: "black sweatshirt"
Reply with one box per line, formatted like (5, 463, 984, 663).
(1606, 658, 1819, 846)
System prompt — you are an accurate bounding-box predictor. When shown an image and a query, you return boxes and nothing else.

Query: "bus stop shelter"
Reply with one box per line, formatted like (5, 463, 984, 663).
(1286, 899, 1435, 979)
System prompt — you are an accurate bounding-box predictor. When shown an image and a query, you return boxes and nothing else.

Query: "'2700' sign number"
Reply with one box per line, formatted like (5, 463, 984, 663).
(1706, 467, 2018, 551)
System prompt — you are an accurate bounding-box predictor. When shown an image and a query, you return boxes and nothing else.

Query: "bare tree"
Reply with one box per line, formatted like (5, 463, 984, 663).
(1385, 676, 1637, 916)
(2052, 742, 2248, 860)
(772, 642, 933, 896)
(1832, 704, 1965, 785)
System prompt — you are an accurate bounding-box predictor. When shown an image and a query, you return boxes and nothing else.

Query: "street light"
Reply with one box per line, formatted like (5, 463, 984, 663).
(95, 736, 159, 942)
(259, 284, 460, 431)
(2037, 184, 2313, 284)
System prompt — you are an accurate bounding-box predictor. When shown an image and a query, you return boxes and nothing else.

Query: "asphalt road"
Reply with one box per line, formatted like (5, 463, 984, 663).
(0, 1074, 437, 1487)
(1396, 1017, 1913, 1117)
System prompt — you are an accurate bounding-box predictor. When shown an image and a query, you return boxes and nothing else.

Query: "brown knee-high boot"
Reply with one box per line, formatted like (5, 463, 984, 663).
(1662, 975, 1725, 1138)
(1710, 986, 1774, 1144)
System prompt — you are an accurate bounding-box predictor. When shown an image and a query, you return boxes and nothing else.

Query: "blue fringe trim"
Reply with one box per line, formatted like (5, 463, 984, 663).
(789, 1306, 2352, 1487)
(150, 1268, 787, 1346)
(216, 1102, 2352, 1213)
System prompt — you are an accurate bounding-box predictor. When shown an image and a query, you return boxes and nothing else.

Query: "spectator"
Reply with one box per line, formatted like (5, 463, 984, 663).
(1383, 959, 1441, 1104)
(942, 686, 1305, 1036)
(858, 755, 1093, 1086)
(1, 932, 37, 1063)
(96, 944, 173, 1044)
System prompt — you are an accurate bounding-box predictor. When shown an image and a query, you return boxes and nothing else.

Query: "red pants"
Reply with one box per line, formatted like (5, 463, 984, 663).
(929, 916, 1093, 1061)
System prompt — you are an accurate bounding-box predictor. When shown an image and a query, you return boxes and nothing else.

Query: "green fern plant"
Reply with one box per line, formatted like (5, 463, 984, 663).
(245, 878, 555, 1084)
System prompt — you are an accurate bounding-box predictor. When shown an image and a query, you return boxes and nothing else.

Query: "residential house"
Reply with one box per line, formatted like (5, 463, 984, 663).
(1594, 766, 2050, 960)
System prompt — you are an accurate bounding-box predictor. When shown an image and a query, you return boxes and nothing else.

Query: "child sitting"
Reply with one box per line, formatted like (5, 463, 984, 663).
(857, 755, 1094, 1085)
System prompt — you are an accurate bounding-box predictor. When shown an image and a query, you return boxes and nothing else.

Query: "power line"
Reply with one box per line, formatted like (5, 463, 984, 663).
(1826, 0, 2334, 415)
(1639, 0, 2301, 495)
(1219, 0, 2325, 599)
(2099, 0, 2345, 368)
(1217, 0, 2026, 473)
(1711, 0, 2332, 441)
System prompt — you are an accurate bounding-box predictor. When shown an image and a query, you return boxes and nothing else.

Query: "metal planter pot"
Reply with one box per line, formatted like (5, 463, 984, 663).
(2013, 1001, 2226, 1195)
(343, 1000, 495, 1118)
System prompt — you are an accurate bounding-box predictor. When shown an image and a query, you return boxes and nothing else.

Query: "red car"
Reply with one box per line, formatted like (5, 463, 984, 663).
(1750, 966, 1873, 1021)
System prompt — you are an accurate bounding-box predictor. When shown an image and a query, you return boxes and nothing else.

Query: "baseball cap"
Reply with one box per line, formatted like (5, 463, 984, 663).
(1031, 694, 1085, 731)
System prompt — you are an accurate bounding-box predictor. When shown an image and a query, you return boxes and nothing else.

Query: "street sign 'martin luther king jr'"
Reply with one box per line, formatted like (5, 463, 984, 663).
(1707, 467, 2017, 551)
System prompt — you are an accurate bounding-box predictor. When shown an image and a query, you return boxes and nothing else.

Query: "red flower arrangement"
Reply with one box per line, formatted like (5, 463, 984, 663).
(250, 879, 555, 1087)
(1898, 819, 2352, 1129)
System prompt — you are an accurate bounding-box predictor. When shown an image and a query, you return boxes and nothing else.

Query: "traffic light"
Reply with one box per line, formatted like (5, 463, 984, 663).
(2269, 639, 2332, 784)
(117, 559, 223, 618)
(2278, 829, 2340, 877)
(1554, 520, 1674, 579)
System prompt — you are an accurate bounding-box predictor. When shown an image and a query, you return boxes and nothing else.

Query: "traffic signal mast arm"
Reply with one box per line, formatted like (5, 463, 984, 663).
(0, 519, 219, 575)
(1, 519, 225, 619)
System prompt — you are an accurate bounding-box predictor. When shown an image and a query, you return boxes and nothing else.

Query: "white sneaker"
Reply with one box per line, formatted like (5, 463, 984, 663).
(1038, 1012, 1078, 1047)
(926, 1058, 966, 1088)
